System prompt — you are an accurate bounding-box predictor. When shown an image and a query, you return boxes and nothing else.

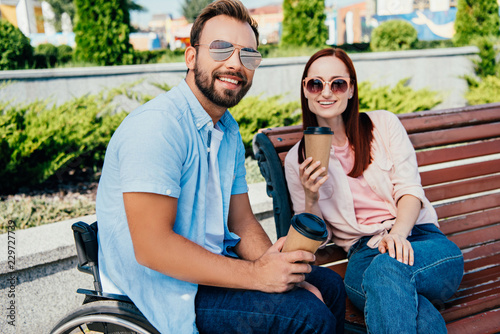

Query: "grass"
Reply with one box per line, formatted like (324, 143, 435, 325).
(0, 193, 96, 233)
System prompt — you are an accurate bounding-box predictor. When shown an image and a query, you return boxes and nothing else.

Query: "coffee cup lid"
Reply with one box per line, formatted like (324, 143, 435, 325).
(304, 127, 333, 135)
(290, 213, 328, 241)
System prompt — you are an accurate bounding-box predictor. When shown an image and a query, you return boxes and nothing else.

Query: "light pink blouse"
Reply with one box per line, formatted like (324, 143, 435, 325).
(285, 110, 439, 252)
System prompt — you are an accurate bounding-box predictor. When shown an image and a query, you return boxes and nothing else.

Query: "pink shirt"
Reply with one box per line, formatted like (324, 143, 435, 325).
(333, 140, 395, 226)
(285, 110, 439, 252)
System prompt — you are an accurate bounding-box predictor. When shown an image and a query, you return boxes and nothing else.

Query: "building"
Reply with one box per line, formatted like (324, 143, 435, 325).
(0, 0, 45, 35)
(249, 4, 283, 45)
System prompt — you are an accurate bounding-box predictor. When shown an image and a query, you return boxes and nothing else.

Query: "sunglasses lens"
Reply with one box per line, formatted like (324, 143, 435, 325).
(240, 48, 262, 70)
(209, 40, 234, 61)
(332, 79, 348, 94)
(306, 79, 324, 94)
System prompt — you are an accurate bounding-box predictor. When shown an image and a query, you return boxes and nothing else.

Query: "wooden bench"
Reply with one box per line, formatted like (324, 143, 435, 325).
(252, 102, 500, 334)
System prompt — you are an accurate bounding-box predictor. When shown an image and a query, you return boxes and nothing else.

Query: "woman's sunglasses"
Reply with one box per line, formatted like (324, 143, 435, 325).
(195, 40, 262, 71)
(303, 77, 350, 95)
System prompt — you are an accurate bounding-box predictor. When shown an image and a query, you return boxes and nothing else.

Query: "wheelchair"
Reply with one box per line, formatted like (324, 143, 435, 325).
(50, 221, 160, 334)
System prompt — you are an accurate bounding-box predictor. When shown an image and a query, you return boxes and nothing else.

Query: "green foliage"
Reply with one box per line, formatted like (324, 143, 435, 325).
(34, 43, 59, 68)
(0, 92, 128, 194)
(370, 20, 418, 52)
(0, 19, 33, 70)
(57, 44, 74, 64)
(359, 79, 442, 114)
(182, 0, 213, 23)
(465, 75, 500, 105)
(281, 0, 328, 48)
(472, 36, 498, 78)
(453, 0, 500, 47)
(45, 0, 144, 32)
(45, 0, 76, 32)
(230, 95, 301, 155)
(74, 0, 135, 65)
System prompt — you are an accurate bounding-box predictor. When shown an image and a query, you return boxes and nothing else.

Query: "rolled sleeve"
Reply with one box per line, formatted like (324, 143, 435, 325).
(231, 136, 249, 195)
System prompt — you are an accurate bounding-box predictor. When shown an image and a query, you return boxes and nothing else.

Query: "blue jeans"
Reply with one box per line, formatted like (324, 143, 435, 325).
(195, 265, 346, 333)
(344, 223, 464, 334)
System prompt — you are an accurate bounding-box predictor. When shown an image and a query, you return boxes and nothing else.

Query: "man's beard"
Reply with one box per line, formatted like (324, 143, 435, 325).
(194, 65, 251, 109)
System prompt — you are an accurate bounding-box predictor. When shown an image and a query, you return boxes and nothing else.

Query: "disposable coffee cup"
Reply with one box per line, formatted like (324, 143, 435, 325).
(304, 127, 333, 176)
(282, 213, 328, 256)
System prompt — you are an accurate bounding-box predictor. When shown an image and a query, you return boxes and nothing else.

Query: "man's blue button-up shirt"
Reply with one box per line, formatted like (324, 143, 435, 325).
(96, 80, 248, 333)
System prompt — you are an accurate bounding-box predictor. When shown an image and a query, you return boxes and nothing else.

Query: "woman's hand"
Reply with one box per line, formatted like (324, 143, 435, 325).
(299, 157, 329, 205)
(378, 232, 414, 266)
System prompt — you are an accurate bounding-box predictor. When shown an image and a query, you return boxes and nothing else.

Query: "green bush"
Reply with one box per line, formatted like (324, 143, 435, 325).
(472, 36, 498, 78)
(74, 0, 134, 65)
(230, 95, 301, 156)
(453, 0, 500, 47)
(57, 44, 74, 64)
(465, 75, 500, 105)
(359, 79, 441, 114)
(0, 93, 127, 194)
(281, 0, 328, 48)
(34, 43, 59, 68)
(370, 20, 418, 52)
(0, 19, 33, 70)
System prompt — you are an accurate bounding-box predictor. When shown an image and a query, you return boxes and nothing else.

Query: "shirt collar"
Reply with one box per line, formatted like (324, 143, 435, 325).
(178, 79, 240, 134)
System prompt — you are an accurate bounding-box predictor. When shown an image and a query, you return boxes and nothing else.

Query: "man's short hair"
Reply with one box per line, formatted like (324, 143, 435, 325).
(190, 0, 259, 47)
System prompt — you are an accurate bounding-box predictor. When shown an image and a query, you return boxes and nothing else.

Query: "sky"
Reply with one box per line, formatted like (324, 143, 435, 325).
(131, 0, 362, 28)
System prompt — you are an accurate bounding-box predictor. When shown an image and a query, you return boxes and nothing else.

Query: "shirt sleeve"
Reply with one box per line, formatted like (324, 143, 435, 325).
(383, 110, 426, 203)
(115, 109, 185, 198)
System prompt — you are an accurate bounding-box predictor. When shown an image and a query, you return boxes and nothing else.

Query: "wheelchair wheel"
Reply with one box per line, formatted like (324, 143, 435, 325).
(51, 300, 160, 334)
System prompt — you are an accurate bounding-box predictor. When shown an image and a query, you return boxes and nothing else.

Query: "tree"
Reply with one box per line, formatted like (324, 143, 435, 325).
(0, 19, 33, 70)
(182, 0, 213, 23)
(73, 0, 135, 65)
(453, 0, 500, 46)
(46, 0, 145, 32)
(281, 0, 328, 48)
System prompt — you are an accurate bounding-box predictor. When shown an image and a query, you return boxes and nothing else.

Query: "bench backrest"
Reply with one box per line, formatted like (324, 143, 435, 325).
(252, 102, 500, 328)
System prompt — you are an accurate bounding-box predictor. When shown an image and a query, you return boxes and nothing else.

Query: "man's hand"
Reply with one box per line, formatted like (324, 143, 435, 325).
(251, 237, 315, 293)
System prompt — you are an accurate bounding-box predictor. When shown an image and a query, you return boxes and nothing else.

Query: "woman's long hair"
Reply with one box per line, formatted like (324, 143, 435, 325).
(298, 48, 373, 178)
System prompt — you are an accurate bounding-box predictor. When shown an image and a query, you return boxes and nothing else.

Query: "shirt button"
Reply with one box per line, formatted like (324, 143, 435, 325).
(207, 148, 211, 152)
(166, 189, 172, 195)
(196, 123, 200, 127)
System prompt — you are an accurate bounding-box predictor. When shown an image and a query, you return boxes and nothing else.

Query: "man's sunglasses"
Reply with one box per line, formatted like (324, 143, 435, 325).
(303, 77, 350, 95)
(195, 40, 262, 70)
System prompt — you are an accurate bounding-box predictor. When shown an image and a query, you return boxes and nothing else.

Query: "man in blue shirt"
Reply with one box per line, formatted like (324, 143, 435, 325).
(96, 0, 345, 332)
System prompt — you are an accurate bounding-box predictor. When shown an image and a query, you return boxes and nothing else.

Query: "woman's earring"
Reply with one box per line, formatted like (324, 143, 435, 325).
(349, 95, 353, 99)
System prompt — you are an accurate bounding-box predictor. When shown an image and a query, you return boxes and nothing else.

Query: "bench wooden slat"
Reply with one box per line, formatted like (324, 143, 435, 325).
(448, 224, 500, 249)
(442, 286, 500, 322)
(424, 173, 500, 202)
(445, 308, 500, 334)
(464, 254, 500, 273)
(399, 104, 500, 133)
(435, 193, 500, 219)
(416, 138, 500, 167)
(420, 159, 500, 186)
(265, 132, 302, 154)
(458, 266, 500, 290)
(451, 278, 500, 301)
(324, 261, 348, 278)
(409, 122, 500, 149)
(315, 245, 347, 265)
(439, 207, 500, 235)
(462, 240, 500, 263)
